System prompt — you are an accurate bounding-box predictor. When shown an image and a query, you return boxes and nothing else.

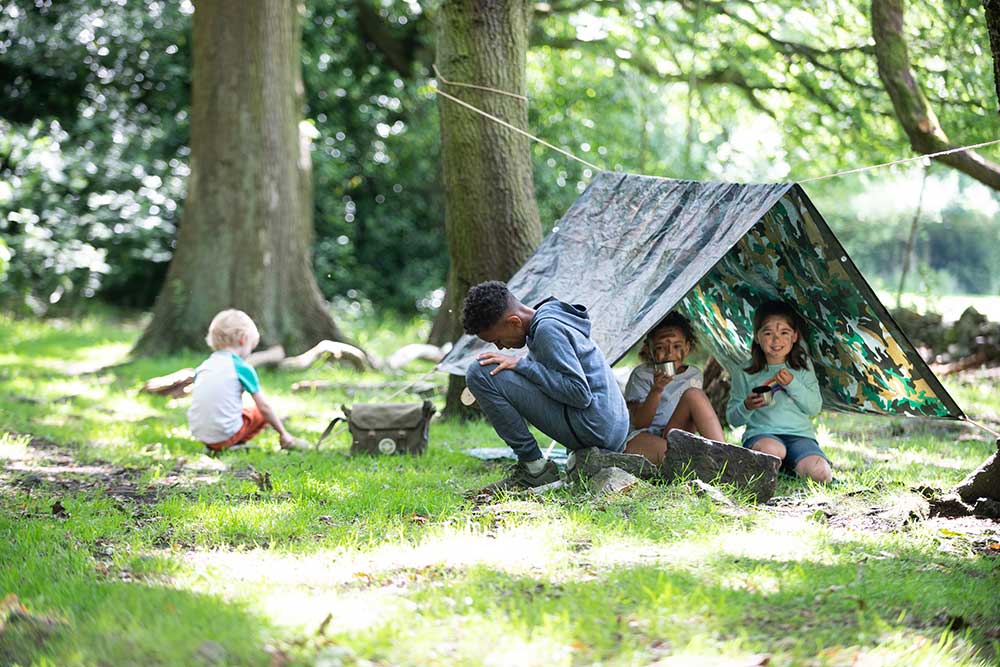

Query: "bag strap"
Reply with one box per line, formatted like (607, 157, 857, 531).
(315, 416, 347, 448)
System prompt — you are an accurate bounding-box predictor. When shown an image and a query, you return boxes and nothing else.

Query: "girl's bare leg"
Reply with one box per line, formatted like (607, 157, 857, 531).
(624, 432, 668, 466)
(663, 388, 725, 442)
(794, 455, 832, 483)
(749, 436, 786, 460)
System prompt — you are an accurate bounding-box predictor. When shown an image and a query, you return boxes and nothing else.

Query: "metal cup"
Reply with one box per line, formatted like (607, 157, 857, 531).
(655, 361, 675, 377)
(752, 385, 774, 405)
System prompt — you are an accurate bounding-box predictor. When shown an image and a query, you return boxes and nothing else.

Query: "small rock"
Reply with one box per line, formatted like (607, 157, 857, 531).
(664, 429, 780, 503)
(685, 479, 736, 507)
(50, 500, 68, 519)
(569, 447, 660, 483)
(589, 467, 640, 496)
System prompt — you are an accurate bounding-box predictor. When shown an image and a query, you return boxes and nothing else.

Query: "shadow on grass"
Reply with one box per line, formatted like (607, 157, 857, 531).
(0, 515, 293, 667)
(330, 545, 1000, 665)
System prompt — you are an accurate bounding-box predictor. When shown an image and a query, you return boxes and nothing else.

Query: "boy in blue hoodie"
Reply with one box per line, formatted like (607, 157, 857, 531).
(463, 281, 630, 492)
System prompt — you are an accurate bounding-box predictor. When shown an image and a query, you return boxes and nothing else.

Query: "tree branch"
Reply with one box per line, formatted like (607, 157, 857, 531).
(872, 0, 1000, 190)
(696, 0, 879, 94)
(353, 0, 429, 78)
(530, 26, 788, 115)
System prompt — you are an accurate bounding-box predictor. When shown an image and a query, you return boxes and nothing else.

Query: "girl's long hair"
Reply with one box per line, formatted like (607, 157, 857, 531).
(744, 300, 810, 374)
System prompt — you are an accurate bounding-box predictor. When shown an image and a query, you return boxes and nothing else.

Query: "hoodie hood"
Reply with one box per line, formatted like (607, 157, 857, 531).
(529, 297, 592, 339)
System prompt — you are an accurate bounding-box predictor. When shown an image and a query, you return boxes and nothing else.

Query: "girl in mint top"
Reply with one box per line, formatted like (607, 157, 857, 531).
(726, 300, 832, 483)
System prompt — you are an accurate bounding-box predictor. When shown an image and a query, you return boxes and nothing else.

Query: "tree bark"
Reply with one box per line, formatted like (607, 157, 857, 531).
(871, 0, 1000, 190)
(702, 357, 731, 430)
(985, 0, 1000, 111)
(434, 0, 544, 415)
(135, 0, 345, 356)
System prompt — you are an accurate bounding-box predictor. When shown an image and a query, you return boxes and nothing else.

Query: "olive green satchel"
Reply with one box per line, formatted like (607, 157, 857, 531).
(316, 401, 435, 455)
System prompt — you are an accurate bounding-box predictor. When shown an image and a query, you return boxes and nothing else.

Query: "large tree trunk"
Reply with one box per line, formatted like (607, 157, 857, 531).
(135, 0, 345, 356)
(985, 0, 1000, 111)
(871, 0, 1000, 190)
(434, 0, 543, 415)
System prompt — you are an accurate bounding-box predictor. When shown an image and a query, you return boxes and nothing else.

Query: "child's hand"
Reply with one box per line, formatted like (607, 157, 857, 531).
(279, 431, 311, 450)
(744, 393, 767, 410)
(652, 370, 672, 390)
(775, 368, 793, 385)
(476, 352, 519, 375)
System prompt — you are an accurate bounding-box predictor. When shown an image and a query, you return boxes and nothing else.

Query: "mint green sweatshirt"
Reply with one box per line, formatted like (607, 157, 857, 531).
(726, 361, 823, 442)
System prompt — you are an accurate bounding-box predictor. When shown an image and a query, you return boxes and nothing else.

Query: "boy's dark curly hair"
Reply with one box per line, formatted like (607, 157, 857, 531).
(462, 281, 513, 335)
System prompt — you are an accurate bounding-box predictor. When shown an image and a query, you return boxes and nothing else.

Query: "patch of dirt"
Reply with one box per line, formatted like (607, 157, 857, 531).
(766, 486, 1000, 554)
(0, 431, 227, 508)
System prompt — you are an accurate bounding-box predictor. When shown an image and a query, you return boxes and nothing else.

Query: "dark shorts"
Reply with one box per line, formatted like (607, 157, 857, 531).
(743, 433, 829, 474)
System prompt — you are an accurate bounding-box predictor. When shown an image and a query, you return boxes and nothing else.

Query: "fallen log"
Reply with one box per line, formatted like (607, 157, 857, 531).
(386, 343, 452, 370)
(291, 380, 439, 397)
(142, 345, 288, 396)
(247, 345, 286, 368)
(929, 351, 988, 376)
(278, 340, 369, 371)
(141, 367, 196, 397)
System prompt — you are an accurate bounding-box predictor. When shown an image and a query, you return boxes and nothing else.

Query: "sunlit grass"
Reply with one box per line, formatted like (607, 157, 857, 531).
(1, 312, 998, 667)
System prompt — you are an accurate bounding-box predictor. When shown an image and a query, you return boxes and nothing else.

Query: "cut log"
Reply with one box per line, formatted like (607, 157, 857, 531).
(278, 340, 369, 371)
(664, 429, 781, 503)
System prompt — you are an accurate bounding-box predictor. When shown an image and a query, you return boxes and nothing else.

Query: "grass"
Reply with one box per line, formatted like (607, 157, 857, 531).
(1, 311, 999, 667)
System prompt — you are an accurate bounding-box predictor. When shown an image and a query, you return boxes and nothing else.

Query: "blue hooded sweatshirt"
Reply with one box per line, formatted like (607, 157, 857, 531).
(513, 298, 630, 450)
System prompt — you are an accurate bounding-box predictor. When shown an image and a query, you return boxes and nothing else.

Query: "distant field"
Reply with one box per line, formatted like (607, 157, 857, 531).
(877, 292, 1000, 322)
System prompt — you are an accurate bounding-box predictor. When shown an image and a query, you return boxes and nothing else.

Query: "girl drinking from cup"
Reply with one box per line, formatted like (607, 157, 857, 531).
(623, 312, 725, 465)
(726, 300, 832, 482)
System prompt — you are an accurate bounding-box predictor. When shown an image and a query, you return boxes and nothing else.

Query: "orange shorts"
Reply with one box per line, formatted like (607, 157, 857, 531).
(206, 406, 268, 451)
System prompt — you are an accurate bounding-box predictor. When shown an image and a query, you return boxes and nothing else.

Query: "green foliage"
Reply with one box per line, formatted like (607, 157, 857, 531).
(0, 0, 190, 312)
(1, 0, 997, 316)
(816, 169, 1000, 296)
(301, 0, 446, 313)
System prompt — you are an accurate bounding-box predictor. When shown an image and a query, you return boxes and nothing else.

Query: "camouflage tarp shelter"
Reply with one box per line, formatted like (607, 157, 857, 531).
(438, 171, 964, 420)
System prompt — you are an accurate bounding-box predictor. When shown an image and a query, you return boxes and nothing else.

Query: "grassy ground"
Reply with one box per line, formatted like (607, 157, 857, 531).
(1, 312, 999, 667)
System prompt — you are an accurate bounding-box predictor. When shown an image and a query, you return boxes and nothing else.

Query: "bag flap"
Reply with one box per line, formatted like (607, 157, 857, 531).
(349, 402, 426, 430)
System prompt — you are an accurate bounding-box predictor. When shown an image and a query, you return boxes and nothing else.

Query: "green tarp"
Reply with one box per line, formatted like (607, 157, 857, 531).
(438, 172, 963, 420)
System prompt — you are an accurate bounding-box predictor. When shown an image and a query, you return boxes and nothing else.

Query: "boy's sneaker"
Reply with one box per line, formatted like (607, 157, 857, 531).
(480, 459, 563, 495)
